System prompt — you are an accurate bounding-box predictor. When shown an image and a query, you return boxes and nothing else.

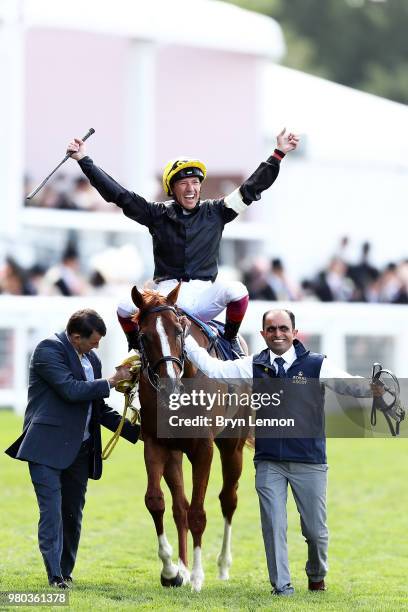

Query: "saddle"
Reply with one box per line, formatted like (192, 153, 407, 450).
(178, 309, 243, 361)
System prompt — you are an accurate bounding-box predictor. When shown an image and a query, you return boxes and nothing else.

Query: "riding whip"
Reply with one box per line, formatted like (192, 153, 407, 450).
(26, 128, 95, 200)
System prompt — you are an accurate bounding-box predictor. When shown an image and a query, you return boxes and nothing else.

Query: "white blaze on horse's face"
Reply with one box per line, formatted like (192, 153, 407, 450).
(156, 316, 177, 379)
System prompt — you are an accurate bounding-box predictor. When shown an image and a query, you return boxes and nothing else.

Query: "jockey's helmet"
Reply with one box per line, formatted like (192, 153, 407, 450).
(162, 158, 207, 196)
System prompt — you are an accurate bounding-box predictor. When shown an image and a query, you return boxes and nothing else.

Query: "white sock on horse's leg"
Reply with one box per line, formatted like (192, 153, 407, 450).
(217, 518, 232, 580)
(190, 546, 205, 592)
(158, 533, 179, 579)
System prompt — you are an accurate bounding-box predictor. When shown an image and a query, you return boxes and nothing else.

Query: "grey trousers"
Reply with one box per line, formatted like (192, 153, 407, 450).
(255, 460, 328, 590)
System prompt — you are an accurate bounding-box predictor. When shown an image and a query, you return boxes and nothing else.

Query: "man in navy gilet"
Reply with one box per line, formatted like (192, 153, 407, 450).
(184, 309, 377, 596)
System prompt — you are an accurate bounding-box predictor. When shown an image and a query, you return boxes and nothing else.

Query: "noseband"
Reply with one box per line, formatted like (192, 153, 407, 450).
(138, 305, 185, 390)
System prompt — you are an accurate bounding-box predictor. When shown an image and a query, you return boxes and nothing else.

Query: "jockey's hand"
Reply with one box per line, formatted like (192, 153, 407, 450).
(179, 316, 191, 336)
(371, 381, 385, 397)
(67, 137, 86, 161)
(276, 127, 300, 154)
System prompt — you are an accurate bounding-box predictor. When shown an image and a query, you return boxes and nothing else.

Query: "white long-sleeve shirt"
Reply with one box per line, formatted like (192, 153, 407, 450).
(184, 336, 372, 398)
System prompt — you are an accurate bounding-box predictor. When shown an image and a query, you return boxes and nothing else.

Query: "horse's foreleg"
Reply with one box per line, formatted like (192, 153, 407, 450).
(157, 533, 182, 587)
(144, 439, 182, 587)
(215, 439, 245, 580)
(188, 441, 213, 592)
(217, 518, 232, 580)
(163, 451, 190, 585)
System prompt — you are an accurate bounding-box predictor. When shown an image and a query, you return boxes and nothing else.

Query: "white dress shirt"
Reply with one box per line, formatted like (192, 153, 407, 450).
(65, 332, 107, 440)
(184, 335, 372, 397)
(79, 353, 94, 441)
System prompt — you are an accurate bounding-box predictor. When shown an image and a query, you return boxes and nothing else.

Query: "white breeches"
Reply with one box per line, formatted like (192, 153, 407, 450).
(117, 279, 248, 322)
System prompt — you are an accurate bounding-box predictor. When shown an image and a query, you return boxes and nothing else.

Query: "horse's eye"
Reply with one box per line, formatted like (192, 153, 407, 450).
(175, 327, 183, 337)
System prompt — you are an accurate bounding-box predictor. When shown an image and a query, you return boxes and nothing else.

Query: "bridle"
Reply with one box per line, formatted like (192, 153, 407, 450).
(371, 363, 405, 437)
(138, 305, 185, 391)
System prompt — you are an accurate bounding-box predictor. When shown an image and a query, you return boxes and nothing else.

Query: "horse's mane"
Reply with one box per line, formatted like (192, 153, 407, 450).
(132, 289, 168, 322)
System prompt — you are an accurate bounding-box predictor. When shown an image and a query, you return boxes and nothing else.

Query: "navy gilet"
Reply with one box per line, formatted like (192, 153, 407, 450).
(252, 339, 326, 464)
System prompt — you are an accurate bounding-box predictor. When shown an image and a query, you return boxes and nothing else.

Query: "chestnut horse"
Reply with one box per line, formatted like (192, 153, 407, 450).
(131, 283, 249, 592)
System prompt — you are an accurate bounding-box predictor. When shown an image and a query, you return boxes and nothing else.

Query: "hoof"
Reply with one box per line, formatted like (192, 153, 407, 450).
(190, 579, 203, 593)
(190, 572, 204, 592)
(217, 553, 232, 581)
(178, 560, 191, 585)
(218, 570, 230, 581)
(160, 571, 183, 588)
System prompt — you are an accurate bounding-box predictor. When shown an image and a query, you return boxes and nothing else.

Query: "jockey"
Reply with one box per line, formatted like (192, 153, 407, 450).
(67, 129, 299, 356)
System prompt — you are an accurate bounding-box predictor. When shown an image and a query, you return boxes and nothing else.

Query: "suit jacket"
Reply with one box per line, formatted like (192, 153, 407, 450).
(5, 331, 139, 479)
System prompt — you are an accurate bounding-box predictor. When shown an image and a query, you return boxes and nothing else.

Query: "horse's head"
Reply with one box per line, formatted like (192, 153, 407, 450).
(131, 283, 184, 394)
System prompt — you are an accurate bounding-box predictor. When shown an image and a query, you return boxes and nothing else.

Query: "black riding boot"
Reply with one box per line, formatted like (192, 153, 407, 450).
(223, 321, 245, 358)
(125, 329, 141, 352)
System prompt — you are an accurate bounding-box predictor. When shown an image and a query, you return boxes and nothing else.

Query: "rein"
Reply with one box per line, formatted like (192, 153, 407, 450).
(102, 353, 141, 460)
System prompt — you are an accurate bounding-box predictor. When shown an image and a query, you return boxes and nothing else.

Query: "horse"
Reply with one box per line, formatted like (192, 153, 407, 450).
(131, 282, 250, 592)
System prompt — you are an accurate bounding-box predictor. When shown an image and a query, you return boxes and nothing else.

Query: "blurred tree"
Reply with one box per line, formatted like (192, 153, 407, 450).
(223, 0, 408, 104)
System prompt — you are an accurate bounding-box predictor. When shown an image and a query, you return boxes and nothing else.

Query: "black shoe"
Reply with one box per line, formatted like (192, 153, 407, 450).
(62, 576, 73, 584)
(229, 336, 245, 358)
(49, 576, 70, 589)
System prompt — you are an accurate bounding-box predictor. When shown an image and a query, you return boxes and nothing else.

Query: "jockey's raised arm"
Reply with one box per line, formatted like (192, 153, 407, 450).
(68, 128, 300, 356)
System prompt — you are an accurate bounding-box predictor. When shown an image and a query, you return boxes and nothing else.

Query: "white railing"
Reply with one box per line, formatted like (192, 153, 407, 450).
(0, 296, 407, 414)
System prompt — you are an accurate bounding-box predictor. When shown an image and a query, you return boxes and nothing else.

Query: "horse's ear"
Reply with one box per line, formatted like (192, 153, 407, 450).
(131, 286, 145, 309)
(166, 281, 181, 306)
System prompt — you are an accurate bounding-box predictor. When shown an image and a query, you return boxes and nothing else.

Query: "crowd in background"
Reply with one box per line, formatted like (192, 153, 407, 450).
(24, 174, 111, 212)
(0, 241, 144, 299)
(244, 240, 408, 304)
(1, 236, 407, 305)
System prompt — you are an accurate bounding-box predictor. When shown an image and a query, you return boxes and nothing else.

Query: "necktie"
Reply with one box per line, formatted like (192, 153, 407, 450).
(274, 357, 287, 378)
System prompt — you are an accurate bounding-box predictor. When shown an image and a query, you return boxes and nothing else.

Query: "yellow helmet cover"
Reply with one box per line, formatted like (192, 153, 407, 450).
(162, 158, 207, 196)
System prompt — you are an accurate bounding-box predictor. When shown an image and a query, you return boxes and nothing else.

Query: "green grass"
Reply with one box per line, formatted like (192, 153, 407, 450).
(1, 411, 408, 610)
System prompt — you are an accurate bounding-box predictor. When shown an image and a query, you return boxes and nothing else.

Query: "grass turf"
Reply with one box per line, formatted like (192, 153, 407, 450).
(1, 411, 408, 610)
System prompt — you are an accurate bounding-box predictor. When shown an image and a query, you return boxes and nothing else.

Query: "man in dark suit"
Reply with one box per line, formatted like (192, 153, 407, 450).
(5, 309, 140, 589)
